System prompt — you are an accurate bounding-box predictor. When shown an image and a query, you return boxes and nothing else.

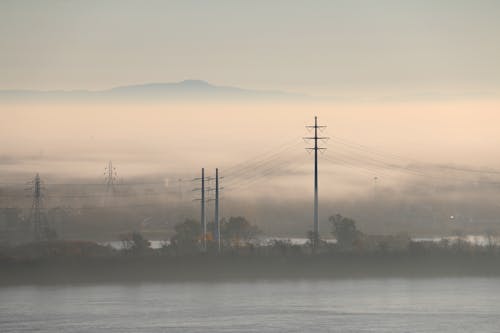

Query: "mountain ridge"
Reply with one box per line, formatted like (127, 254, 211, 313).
(0, 80, 310, 101)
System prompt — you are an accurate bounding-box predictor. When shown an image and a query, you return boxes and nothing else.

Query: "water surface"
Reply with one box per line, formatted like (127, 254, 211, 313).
(1, 278, 499, 332)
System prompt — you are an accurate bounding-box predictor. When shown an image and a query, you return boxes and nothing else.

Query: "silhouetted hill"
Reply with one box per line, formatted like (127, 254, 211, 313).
(0, 80, 309, 102)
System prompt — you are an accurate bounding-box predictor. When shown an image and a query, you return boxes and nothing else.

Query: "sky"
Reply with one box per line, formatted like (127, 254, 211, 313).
(1, 1, 500, 234)
(1, 0, 499, 98)
(0, 1, 499, 197)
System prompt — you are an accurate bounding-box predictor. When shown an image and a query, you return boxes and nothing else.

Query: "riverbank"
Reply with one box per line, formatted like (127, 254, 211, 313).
(2, 253, 500, 285)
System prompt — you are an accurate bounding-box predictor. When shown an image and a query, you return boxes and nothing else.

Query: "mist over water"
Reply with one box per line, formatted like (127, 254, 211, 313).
(2, 278, 500, 332)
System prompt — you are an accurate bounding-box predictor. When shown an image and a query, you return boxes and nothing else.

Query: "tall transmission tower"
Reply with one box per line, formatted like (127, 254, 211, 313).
(304, 116, 328, 250)
(27, 173, 48, 241)
(104, 160, 117, 194)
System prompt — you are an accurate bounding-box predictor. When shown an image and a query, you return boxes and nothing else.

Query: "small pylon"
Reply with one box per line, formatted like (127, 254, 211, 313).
(27, 173, 50, 241)
(104, 160, 117, 194)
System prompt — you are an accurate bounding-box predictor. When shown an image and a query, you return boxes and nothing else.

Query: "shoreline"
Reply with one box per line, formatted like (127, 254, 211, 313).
(2, 253, 500, 286)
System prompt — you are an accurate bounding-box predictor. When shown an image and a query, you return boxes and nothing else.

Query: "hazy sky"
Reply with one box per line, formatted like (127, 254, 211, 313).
(2, 1, 500, 235)
(1, 0, 500, 97)
(1, 1, 500, 194)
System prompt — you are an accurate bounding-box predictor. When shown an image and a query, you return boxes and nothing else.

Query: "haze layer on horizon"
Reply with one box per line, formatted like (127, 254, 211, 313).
(2, 1, 500, 236)
(1, 0, 500, 190)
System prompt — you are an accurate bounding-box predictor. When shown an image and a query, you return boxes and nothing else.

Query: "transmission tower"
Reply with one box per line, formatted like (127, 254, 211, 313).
(27, 173, 48, 241)
(304, 116, 328, 250)
(104, 160, 117, 194)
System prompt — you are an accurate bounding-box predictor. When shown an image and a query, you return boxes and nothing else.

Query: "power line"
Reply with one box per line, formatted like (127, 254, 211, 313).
(225, 160, 306, 192)
(223, 140, 303, 179)
(224, 154, 306, 191)
(324, 147, 483, 184)
(223, 137, 302, 175)
(223, 151, 305, 189)
(330, 135, 500, 178)
(0, 181, 165, 187)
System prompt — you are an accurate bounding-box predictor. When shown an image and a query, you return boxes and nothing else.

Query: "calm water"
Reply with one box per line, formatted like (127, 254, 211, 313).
(1, 278, 500, 332)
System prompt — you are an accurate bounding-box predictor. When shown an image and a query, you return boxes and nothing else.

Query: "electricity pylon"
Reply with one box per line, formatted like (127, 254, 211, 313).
(27, 173, 48, 241)
(104, 160, 117, 194)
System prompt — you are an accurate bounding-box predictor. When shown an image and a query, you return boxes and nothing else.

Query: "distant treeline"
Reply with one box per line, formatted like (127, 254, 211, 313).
(2, 236, 500, 285)
(2, 214, 500, 285)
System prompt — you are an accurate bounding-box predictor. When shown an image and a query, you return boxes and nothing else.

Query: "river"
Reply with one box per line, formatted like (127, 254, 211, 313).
(1, 278, 500, 332)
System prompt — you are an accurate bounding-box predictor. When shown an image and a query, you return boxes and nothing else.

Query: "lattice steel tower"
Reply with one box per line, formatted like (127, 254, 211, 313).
(104, 160, 117, 193)
(28, 173, 48, 241)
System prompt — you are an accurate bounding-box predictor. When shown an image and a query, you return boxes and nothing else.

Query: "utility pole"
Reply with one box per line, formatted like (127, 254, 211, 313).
(215, 168, 220, 253)
(193, 168, 208, 251)
(304, 116, 328, 250)
(204, 169, 222, 253)
(201, 168, 206, 250)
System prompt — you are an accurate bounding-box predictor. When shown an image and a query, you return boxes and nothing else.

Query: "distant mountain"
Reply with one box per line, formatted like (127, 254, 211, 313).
(0, 80, 310, 102)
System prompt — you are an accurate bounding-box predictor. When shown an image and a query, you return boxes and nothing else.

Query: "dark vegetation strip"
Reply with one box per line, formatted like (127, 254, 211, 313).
(2, 252, 500, 286)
